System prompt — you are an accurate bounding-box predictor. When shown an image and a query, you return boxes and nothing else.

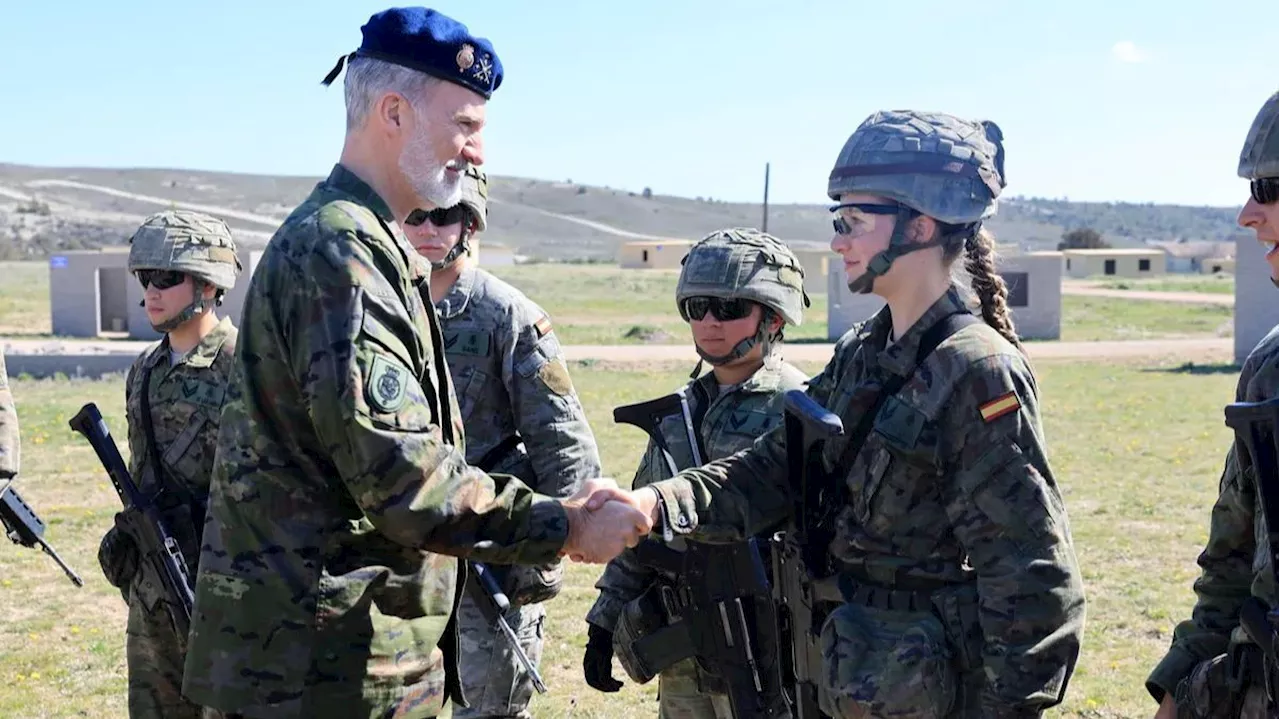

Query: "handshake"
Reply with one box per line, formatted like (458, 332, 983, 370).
(558, 479, 663, 564)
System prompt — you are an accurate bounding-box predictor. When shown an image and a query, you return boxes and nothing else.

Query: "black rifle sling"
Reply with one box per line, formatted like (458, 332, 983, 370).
(139, 357, 205, 561)
(833, 311, 981, 476)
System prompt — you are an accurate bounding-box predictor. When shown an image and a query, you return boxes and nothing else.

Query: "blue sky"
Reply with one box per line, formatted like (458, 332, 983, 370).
(1, 0, 1275, 208)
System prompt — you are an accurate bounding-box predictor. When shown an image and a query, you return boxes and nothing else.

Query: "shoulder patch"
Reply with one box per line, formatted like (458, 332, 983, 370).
(368, 355, 409, 413)
(534, 315, 553, 338)
(978, 391, 1021, 423)
(537, 357, 574, 396)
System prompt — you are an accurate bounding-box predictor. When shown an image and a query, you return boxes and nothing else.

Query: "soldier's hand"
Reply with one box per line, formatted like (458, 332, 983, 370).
(97, 515, 140, 591)
(561, 486, 651, 563)
(583, 624, 623, 692)
(1153, 694, 1177, 719)
(585, 486, 661, 527)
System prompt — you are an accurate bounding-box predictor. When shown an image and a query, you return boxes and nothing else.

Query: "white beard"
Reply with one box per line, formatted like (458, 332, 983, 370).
(400, 123, 463, 208)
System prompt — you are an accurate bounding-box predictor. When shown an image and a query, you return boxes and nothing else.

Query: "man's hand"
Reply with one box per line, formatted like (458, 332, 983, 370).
(1152, 694, 1177, 719)
(584, 484, 661, 526)
(559, 479, 653, 563)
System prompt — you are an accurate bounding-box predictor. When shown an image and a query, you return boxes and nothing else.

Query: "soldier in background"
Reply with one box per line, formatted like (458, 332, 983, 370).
(97, 210, 242, 719)
(583, 229, 809, 718)
(406, 166, 603, 717)
(588, 109, 1087, 718)
(0, 348, 18, 490)
(1147, 91, 1278, 719)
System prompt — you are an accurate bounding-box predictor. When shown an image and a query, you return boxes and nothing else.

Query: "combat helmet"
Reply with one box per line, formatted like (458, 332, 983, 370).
(1239, 92, 1278, 181)
(676, 227, 809, 366)
(128, 209, 242, 332)
(430, 165, 488, 271)
(827, 109, 1007, 294)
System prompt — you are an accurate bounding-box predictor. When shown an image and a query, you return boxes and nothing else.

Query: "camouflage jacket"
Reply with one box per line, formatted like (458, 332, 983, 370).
(123, 317, 238, 600)
(646, 288, 1086, 717)
(434, 265, 599, 495)
(586, 358, 808, 632)
(0, 350, 18, 482)
(1147, 325, 1279, 702)
(182, 164, 571, 719)
(435, 265, 601, 605)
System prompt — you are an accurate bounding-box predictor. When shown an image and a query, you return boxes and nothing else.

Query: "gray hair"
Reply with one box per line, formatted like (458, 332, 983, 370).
(343, 56, 442, 131)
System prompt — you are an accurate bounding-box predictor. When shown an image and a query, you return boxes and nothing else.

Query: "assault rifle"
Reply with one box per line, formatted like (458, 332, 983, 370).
(613, 391, 790, 718)
(68, 403, 194, 637)
(0, 481, 83, 586)
(1224, 397, 1278, 703)
(772, 389, 844, 719)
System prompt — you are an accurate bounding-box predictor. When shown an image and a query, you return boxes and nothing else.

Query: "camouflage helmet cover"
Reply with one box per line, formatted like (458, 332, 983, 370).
(127, 210, 241, 291)
(827, 109, 1007, 225)
(459, 165, 488, 232)
(676, 228, 808, 326)
(1238, 92, 1279, 180)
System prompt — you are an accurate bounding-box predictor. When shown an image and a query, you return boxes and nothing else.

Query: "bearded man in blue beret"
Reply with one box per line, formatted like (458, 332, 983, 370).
(180, 8, 652, 719)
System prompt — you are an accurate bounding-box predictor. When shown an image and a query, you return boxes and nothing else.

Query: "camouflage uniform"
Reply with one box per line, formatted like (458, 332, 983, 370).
(588, 229, 810, 718)
(96, 210, 242, 719)
(181, 164, 571, 719)
(434, 170, 601, 718)
(1146, 92, 1279, 719)
(588, 359, 807, 718)
(0, 349, 18, 487)
(643, 112, 1086, 719)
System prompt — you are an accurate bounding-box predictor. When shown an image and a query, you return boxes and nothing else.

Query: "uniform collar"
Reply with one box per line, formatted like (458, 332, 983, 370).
(869, 286, 970, 377)
(433, 265, 479, 320)
(323, 164, 396, 223)
(697, 356, 788, 397)
(147, 317, 235, 370)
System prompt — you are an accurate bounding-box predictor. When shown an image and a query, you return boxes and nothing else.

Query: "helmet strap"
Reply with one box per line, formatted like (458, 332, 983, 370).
(150, 280, 214, 333)
(692, 308, 778, 366)
(430, 223, 474, 272)
(846, 207, 943, 295)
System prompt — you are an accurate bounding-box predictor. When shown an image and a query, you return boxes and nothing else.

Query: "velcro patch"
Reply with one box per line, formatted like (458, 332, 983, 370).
(537, 358, 573, 396)
(534, 316, 553, 338)
(978, 392, 1021, 423)
(444, 330, 491, 358)
(368, 355, 408, 413)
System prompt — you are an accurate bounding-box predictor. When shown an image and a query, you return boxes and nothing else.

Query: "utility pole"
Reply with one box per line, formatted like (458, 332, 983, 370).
(762, 162, 771, 233)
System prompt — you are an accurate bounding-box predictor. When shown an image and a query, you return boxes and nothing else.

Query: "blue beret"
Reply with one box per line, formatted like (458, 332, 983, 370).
(322, 7, 503, 100)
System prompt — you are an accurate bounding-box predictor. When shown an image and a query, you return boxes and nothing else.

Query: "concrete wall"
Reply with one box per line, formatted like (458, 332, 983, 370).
(1062, 250, 1167, 279)
(1234, 235, 1278, 364)
(618, 241, 692, 269)
(1200, 258, 1235, 275)
(827, 251, 1063, 341)
(49, 248, 261, 340)
(792, 249, 830, 295)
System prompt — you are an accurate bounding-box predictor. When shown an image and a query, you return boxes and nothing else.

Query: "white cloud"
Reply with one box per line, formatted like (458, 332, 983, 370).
(1111, 41, 1148, 64)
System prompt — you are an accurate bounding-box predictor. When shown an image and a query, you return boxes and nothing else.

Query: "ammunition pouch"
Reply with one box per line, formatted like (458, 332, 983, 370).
(613, 581, 696, 684)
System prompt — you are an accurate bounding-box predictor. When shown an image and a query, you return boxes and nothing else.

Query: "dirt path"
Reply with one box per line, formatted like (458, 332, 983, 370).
(1061, 284, 1233, 305)
(22, 179, 286, 228)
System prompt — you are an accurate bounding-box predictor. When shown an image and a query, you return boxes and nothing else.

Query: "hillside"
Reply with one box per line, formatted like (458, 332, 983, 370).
(0, 162, 1251, 261)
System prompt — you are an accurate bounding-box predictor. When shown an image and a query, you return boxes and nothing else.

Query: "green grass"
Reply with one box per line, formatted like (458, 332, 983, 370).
(0, 261, 52, 335)
(0, 357, 1248, 717)
(1058, 295, 1233, 342)
(1091, 274, 1236, 295)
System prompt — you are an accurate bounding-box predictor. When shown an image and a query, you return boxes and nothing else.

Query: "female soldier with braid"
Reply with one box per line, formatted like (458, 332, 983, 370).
(592, 109, 1086, 718)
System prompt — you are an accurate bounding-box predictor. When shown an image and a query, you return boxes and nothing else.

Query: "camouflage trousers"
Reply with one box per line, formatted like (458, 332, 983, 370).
(453, 590, 546, 719)
(656, 658, 734, 719)
(125, 594, 226, 719)
(1174, 653, 1273, 719)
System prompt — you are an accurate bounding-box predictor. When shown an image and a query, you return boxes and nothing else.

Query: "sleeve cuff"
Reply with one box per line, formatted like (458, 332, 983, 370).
(648, 479, 697, 536)
(523, 495, 571, 562)
(1146, 645, 1201, 704)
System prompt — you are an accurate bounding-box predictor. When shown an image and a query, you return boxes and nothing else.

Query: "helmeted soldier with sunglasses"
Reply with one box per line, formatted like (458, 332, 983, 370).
(1147, 91, 1279, 719)
(404, 167, 603, 719)
(584, 228, 809, 718)
(97, 209, 242, 719)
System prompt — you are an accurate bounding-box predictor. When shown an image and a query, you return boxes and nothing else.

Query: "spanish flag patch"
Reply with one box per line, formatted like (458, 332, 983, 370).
(534, 315, 553, 338)
(979, 391, 1021, 423)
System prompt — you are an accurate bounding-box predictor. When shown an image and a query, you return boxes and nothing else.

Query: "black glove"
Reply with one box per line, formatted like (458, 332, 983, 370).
(98, 512, 140, 594)
(583, 624, 623, 693)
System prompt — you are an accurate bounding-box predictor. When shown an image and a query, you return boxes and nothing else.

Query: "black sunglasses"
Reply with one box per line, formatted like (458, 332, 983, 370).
(1251, 177, 1278, 205)
(681, 296, 754, 322)
(404, 205, 470, 227)
(829, 202, 901, 235)
(135, 269, 187, 290)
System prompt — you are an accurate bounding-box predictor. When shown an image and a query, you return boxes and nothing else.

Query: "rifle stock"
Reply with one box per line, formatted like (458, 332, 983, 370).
(68, 402, 194, 637)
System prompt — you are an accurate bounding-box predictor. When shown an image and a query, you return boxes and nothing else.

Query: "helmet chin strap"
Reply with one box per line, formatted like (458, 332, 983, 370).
(845, 207, 945, 295)
(692, 309, 781, 367)
(149, 280, 215, 333)
(430, 227, 473, 272)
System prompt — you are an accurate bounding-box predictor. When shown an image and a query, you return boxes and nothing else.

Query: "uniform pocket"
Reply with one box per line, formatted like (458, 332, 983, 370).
(818, 602, 956, 719)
